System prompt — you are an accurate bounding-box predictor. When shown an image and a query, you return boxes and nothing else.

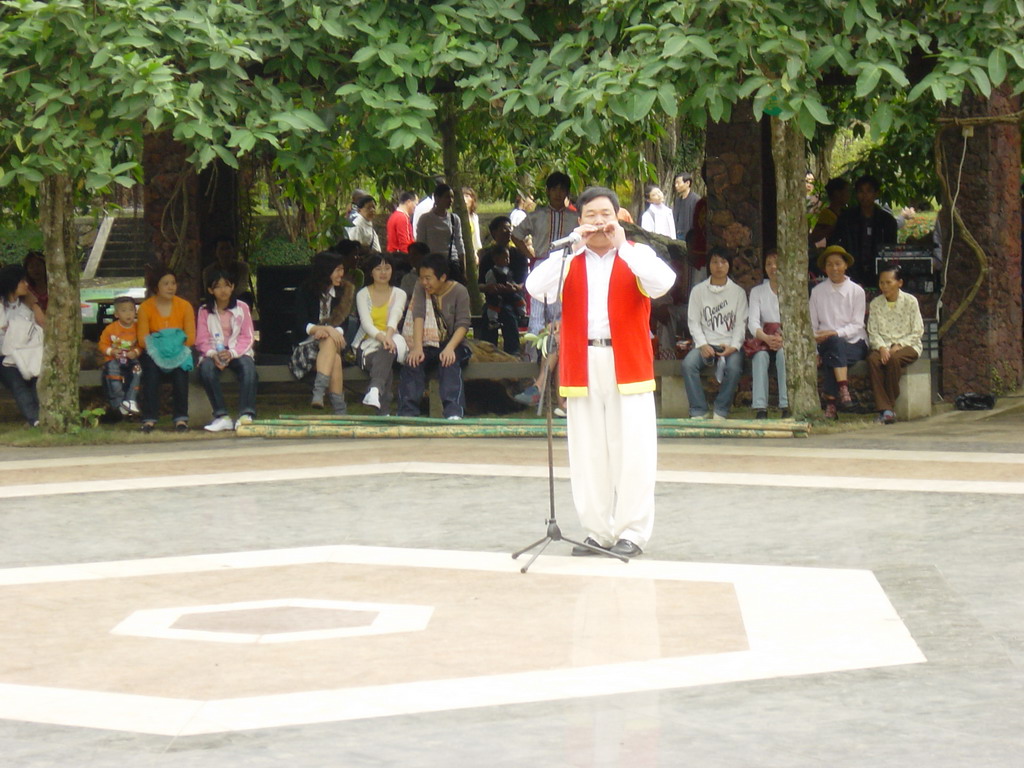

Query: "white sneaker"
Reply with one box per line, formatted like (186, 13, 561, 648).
(362, 387, 381, 408)
(204, 416, 235, 432)
(446, 415, 463, 420)
(125, 400, 140, 415)
(712, 412, 727, 421)
(553, 407, 566, 418)
(235, 414, 254, 429)
(118, 402, 131, 416)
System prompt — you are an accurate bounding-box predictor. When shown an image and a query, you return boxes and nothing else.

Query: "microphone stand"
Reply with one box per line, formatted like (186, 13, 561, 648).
(512, 240, 628, 573)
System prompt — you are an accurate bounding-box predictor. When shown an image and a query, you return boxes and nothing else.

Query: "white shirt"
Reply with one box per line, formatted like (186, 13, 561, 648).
(411, 195, 434, 235)
(525, 241, 675, 338)
(640, 203, 676, 239)
(748, 279, 781, 336)
(809, 277, 867, 344)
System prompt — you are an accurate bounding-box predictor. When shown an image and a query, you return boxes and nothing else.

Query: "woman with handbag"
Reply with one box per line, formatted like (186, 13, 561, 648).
(0, 264, 44, 426)
(747, 249, 789, 419)
(415, 183, 465, 281)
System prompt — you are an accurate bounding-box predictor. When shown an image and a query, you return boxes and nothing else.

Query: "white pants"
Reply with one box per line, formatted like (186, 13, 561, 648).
(565, 347, 657, 548)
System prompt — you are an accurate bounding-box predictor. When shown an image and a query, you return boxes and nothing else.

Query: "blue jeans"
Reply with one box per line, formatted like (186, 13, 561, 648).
(817, 336, 868, 397)
(398, 345, 469, 418)
(198, 356, 258, 419)
(681, 347, 743, 417)
(102, 359, 141, 410)
(751, 349, 788, 410)
(140, 352, 189, 423)
(0, 358, 38, 424)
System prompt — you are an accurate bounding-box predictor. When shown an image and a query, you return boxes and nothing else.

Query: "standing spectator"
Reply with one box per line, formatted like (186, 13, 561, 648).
(747, 249, 788, 419)
(671, 172, 700, 241)
(415, 183, 465, 278)
(0, 264, 43, 426)
(509, 191, 535, 228)
(195, 270, 258, 432)
(511, 171, 576, 348)
(511, 171, 575, 264)
(97, 296, 141, 419)
(462, 186, 483, 252)
(810, 245, 868, 420)
(867, 263, 924, 424)
(386, 191, 417, 253)
(640, 184, 676, 239)
(289, 251, 354, 415)
(681, 249, 748, 420)
(346, 195, 381, 253)
(354, 254, 408, 415)
(137, 267, 195, 433)
(828, 174, 898, 284)
(399, 254, 471, 419)
(412, 175, 444, 234)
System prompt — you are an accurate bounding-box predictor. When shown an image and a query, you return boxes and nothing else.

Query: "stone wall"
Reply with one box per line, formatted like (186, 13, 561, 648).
(939, 87, 1023, 396)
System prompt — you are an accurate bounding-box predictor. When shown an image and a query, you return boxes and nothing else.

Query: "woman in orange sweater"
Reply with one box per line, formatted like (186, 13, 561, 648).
(137, 267, 196, 433)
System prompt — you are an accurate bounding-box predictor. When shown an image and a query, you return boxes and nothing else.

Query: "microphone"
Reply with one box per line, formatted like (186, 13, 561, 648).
(549, 231, 582, 250)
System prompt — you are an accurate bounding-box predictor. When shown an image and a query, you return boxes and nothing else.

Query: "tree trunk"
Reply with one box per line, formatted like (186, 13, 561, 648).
(439, 94, 482, 313)
(37, 173, 82, 432)
(770, 117, 820, 419)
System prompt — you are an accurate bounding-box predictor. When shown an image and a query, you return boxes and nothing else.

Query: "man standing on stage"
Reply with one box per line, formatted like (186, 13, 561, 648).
(526, 186, 675, 558)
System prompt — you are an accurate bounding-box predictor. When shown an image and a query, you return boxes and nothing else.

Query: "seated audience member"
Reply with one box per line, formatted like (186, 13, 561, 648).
(0, 264, 44, 426)
(386, 191, 417, 253)
(748, 249, 788, 418)
(137, 267, 195, 433)
(867, 263, 924, 424)
(195, 270, 258, 432)
(398, 253, 471, 419)
(415, 184, 464, 278)
(481, 246, 526, 355)
(346, 195, 382, 253)
(400, 241, 430, 298)
(828, 174, 897, 284)
(681, 248, 748, 420)
(97, 296, 141, 419)
(810, 245, 868, 419)
(354, 254, 408, 415)
(640, 184, 676, 239)
(289, 251, 354, 415)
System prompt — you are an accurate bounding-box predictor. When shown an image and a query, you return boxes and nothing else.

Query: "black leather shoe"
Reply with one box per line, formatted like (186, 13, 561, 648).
(571, 537, 606, 556)
(754, 409, 767, 420)
(610, 539, 643, 558)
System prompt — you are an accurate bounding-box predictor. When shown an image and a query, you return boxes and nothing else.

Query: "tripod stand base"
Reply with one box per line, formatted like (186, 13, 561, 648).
(512, 519, 628, 573)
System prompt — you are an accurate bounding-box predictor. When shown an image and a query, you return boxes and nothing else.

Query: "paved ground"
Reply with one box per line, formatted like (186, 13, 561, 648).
(0, 401, 1022, 767)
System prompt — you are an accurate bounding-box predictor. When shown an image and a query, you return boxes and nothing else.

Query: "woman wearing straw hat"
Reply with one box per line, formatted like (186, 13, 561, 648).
(809, 244, 868, 420)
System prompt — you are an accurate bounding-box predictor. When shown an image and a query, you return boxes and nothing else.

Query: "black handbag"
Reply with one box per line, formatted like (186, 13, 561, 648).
(954, 392, 995, 411)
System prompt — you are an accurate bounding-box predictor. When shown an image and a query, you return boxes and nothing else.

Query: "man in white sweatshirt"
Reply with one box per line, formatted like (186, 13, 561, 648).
(681, 248, 748, 419)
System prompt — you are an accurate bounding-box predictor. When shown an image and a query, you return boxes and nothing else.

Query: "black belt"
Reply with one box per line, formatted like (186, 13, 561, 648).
(588, 338, 612, 347)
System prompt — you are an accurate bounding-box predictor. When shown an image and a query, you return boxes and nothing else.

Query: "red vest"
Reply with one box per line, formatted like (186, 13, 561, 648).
(559, 250, 655, 397)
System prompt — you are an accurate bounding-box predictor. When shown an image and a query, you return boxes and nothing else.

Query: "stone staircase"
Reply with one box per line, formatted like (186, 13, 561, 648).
(93, 216, 151, 278)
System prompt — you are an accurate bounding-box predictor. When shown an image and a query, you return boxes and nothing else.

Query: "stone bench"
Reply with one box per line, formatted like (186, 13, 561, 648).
(79, 359, 692, 421)
(653, 356, 933, 420)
